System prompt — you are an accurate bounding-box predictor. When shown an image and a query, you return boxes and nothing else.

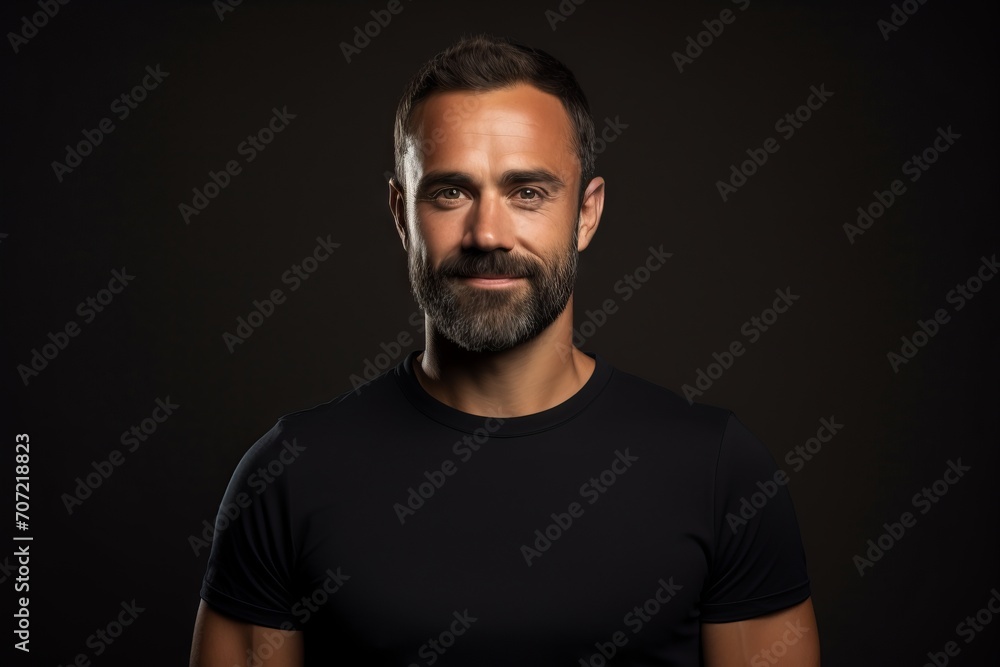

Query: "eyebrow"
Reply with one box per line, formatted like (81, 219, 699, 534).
(416, 169, 567, 194)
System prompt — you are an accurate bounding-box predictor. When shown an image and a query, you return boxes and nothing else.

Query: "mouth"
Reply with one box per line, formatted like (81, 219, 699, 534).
(456, 274, 526, 287)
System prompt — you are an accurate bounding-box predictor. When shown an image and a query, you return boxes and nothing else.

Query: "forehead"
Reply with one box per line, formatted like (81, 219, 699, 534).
(406, 83, 578, 178)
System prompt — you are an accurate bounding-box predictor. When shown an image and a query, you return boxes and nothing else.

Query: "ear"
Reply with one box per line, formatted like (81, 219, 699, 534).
(576, 176, 605, 252)
(388, 176, 408, 251)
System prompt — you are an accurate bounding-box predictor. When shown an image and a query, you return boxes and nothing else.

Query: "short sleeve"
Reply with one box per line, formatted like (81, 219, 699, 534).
(199, 419, 302, 629)
(700, 412, 811, 622)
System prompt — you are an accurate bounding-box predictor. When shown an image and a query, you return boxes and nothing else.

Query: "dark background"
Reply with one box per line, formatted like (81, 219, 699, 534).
(3, 0, 998, 664)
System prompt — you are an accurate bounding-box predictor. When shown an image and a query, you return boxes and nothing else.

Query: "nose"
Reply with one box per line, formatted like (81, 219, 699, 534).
(463, 191, 515, 253)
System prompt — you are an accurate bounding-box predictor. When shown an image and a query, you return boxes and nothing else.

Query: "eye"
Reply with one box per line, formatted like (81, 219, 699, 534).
(438, 187, 463, 200)
(421, 187, 469, 208)
(513, 187, 548, 207)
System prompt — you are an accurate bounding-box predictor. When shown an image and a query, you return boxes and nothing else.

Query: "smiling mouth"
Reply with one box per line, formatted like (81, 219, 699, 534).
(457, 274, 526, 286)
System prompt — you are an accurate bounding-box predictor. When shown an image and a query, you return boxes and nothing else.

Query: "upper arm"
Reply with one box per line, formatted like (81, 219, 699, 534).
(702, 597, 820, 667)
(190, 600, 303, 667)
(702, 413, 812, 619)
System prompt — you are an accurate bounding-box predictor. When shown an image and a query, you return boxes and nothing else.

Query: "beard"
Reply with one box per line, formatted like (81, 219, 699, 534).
(408, 232, 578, 352)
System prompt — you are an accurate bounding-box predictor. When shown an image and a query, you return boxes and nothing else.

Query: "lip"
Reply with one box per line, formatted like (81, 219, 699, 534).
(457, 274, 526, 287)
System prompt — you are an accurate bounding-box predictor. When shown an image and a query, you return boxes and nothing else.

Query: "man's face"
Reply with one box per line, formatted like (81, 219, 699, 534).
(395, 83, 587, 352)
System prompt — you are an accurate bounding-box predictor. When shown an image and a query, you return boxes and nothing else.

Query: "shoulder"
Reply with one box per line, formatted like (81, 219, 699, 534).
(282, 364, 400, 424)
(237, 366, 403, 468)
(601, 358, 735, 441)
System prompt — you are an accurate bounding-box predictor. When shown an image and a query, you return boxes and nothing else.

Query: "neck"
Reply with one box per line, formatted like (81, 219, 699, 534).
(413, 298, 596, 418)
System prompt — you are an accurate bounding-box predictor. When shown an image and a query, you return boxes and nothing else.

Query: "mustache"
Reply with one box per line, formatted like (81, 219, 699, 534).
(438, 251, 540, 278)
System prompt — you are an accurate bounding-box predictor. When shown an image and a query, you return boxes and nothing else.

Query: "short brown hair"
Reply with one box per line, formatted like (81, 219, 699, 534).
(393, 33, 597, 198)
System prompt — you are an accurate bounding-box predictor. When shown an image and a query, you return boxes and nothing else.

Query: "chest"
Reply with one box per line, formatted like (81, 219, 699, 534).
(292, 438, 715, 663)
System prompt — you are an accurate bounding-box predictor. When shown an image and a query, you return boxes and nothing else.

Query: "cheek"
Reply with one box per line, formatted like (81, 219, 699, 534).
(515, 208, 577, 256)
(411, 218, 461, 267)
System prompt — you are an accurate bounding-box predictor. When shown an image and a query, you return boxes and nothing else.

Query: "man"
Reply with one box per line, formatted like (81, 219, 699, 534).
(191, 34, 820, 666)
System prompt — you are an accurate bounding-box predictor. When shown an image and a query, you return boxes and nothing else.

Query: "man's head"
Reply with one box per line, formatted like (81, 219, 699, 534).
(389, 34, 605, 353)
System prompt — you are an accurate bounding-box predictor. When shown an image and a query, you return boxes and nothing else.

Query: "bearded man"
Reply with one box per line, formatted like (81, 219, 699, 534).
(191, 33, 820, 667)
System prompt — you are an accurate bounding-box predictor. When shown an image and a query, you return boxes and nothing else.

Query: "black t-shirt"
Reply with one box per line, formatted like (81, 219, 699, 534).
(200, 350, 810, 665)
